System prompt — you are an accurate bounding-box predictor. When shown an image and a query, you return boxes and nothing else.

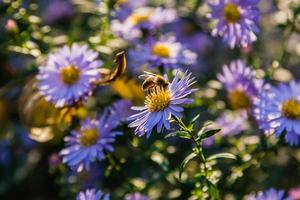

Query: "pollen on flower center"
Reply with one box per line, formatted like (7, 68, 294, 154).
(152, 43, 171, 58)
(80, 128, 99, 146)
(60, 65, 80, 85)
(145, 87, 171, 112)
(228, 89, 251, 109)
(281, 99, 300, 119)
(223, 3, 241, 23)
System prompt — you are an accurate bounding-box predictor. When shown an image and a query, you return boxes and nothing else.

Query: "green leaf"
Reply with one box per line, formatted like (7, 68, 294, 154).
(206, 153, 237, 161)
(165, 131, 191, 139)
(190, 114, 200, 124)
(207, 181, 220, 199)
(197, 128, 221, 141)
(179, 152, 198, 179)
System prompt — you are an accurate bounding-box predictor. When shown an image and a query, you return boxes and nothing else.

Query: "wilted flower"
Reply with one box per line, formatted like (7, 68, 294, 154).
(111, 7, 177, 40)
(254, 81, 300, 146)
(125, 193, 150, 200)
(128, 71, 196, 137)
(248, 188, 291, 200)
(76, 188, 109, 200)
(217, 60, 261, 111)
(60, 112, 122, 172)
(208, 0, 260, 48)
(129, 36, 197, 70)
(37, 43, 102, 108)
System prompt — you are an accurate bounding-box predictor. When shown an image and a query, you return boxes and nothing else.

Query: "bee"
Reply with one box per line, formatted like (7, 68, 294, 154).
(140, 72, 170, 93)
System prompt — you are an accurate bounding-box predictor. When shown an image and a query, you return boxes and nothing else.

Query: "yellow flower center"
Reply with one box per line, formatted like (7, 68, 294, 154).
(117, 0, 127, 4)
(80, 128, 99, 146)
(129, 13, 150, 25)
(145, 87, 171, 112)
(152, 43, 171, 58)
(281, 99, 300, 119)
(60, 65, 80, 85)
(228, 89, 251, 109)
(223, 3, 241, 23)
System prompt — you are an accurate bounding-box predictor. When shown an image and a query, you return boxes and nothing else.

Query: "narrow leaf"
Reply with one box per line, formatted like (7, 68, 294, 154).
(190, 114, 200, 124)
(207, 152, 237, 161)
(165, 131, 191, 139)
(179, 152, 197, 179)
(198, 128, 221, 141)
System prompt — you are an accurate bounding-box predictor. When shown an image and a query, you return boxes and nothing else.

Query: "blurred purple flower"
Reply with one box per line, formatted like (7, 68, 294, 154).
(208, 0, 260, 48)
(170, 20, 212, 53)
(217, 60, 262, 111)
(111, 7, 177, 40)
(114, 0, 148, 20)
(129, 36, 197, 70)
(215, 110, 249, 136)
(76, 188, 109, 200)
(254, 81, 300, 146)
(43, 0, 75, 24)
(107, 99, 134, 127)
(289, 188, 300, 200)
(128, 71, 196, 137)
(37, 43, 102, 108)
(248, 188, 291, 200)
(60, 112, 122, 172)
(0, 140, 11, 166)
(125, 193, 150, 200)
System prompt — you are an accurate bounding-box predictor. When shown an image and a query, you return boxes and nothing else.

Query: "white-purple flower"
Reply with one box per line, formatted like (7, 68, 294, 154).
(217, 59, 262, 110)
(208, 0, 260, 48)
(37, 43, 102, 108)
(254, 81, 300, 146)
(111, 7, 177, 40)
(128, 70, 196, 137)
(76, 188, 109, 200)
(60, 111, 122, 172)
(129, 36, 197, 70)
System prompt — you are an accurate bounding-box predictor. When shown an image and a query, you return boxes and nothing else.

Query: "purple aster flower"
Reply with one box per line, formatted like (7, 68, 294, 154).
(77, 188, 109, 200)
(107, 99, 134, 127)
(125, 193, 150, 200)
(254, 81, 300, 146)
(128, 70, 196, 137)
(248, 188, 291, 200)
(37, 43, 102, 108)
(208, 0, 260, 48)
(129, 36, 197, 70)
(217, 59, 262, 111)
(111, 7, 177, 40)
(60, 111, 122, 172)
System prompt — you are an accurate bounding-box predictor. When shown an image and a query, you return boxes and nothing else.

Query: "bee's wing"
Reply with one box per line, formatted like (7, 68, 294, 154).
(138, 71, 156, 80)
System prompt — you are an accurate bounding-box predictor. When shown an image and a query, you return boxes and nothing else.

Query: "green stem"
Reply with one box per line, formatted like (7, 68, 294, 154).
(174, 117, 208, 175)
